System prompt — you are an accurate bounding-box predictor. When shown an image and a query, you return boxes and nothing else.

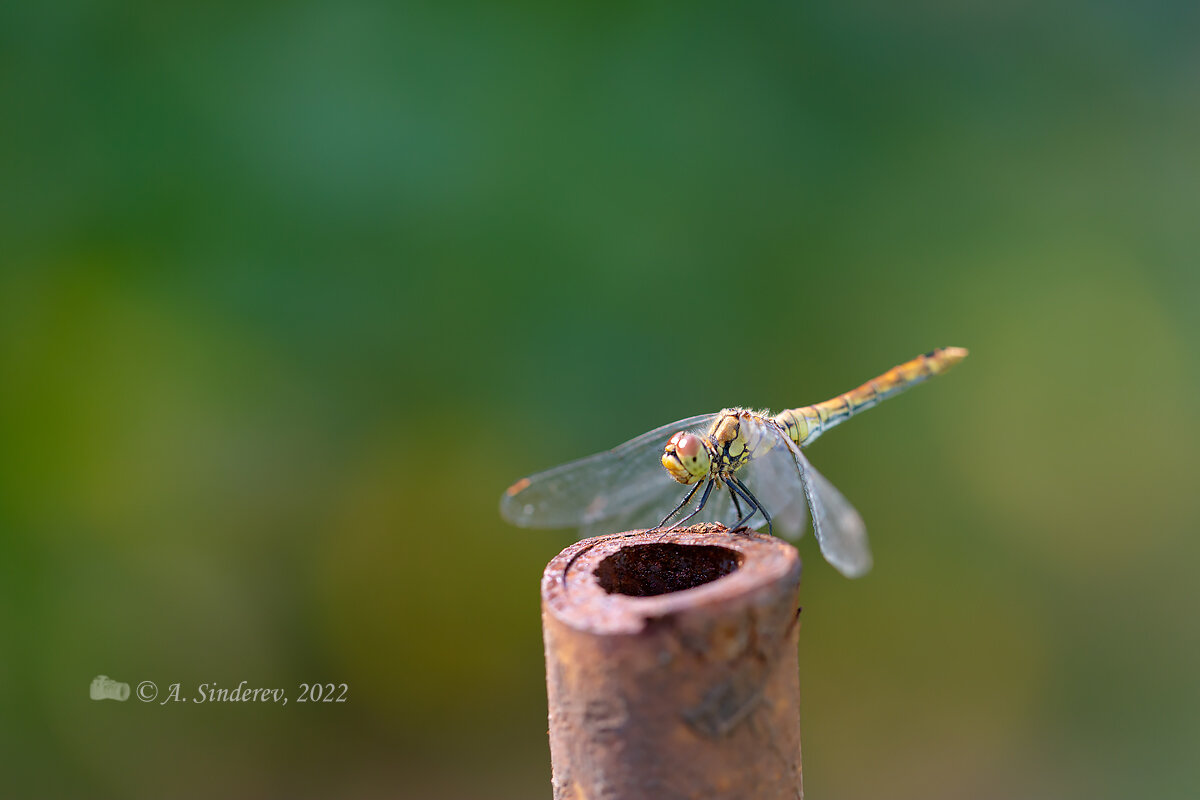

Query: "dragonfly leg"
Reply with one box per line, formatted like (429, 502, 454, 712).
(727, 480, 760, 529)
(655, 480, 703, 530)
(728, 485, 744, 520)
(671, 478, 716, 528)
(730, 476, 772, 537)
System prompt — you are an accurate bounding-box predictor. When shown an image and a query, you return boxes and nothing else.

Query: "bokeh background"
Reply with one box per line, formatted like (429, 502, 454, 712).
(3, 1, 1198, 798)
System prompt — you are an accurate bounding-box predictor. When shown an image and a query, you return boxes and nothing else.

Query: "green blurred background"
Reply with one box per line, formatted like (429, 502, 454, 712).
(3, 1, 1198, 797)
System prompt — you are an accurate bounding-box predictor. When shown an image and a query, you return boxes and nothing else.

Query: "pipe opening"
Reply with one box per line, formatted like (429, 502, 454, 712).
(595, 543, 743, 597)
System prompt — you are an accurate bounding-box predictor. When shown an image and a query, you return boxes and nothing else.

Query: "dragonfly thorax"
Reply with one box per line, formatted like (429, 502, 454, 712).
(709, 410, 761, 474)
(661, 431, 714, 484)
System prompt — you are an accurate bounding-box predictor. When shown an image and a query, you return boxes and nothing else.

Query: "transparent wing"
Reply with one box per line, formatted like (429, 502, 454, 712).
(789, 444, 872, 578)
(734, 418, 871, 577)
(581, 469, 737, 539)
(500, 414, 718, 533)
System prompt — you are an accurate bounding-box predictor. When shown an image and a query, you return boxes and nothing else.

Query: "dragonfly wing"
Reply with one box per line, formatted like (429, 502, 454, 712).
(501, 414, 718, 532)
(580, 471, 737, 538)
(790, 443, 872, 578)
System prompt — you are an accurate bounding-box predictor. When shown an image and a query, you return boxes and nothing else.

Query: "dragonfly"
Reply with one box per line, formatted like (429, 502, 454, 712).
(500, 347, 967, 578)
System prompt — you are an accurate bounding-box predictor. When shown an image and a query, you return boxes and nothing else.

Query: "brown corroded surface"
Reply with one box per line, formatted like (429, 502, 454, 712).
(542, 524, 803, 800)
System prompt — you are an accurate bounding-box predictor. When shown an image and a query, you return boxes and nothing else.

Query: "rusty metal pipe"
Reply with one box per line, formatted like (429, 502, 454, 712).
(541, 524, 803, 799)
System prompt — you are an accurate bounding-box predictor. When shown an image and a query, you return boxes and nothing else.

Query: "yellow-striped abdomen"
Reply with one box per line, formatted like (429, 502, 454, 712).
(775, 347, 968, 447)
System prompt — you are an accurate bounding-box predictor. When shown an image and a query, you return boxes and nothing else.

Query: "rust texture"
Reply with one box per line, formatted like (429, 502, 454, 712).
(541, 523, 803, 800)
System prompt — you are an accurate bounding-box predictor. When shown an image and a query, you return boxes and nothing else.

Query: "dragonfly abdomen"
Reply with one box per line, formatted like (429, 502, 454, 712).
(775, 347, 968, 447)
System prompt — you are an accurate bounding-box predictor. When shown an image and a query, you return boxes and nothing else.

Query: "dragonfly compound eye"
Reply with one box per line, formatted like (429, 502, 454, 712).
(661, 432, 710, 485)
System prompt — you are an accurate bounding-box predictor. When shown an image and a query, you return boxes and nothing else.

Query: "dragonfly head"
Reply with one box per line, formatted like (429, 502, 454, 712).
(662, 431, 712, 485)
